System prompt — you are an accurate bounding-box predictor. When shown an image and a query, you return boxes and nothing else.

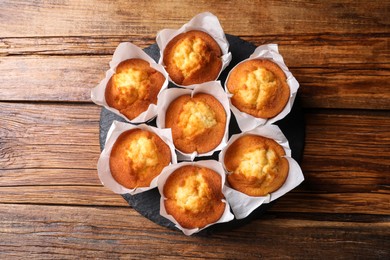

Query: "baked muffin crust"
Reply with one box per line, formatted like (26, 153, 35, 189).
(163, 165, 225, 229)
(105, 58, 165, 120)
(224, 134, 289, 196)
(226, 59, 290, 119)
(165, 93, 226, 154)
(109, 129, 171, 189)
(163, 30, 222, 86)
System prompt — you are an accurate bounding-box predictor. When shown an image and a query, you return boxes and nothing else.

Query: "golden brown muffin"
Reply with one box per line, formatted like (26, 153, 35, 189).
(165, 93, 226, 154)
(163, 30, 222, 86)
(105, 58, 165, 120)
(163, 165, 226, 229)
(226, 59, 290, 119)
(224, 134, 289, 196)
(109, 128, 171, 189)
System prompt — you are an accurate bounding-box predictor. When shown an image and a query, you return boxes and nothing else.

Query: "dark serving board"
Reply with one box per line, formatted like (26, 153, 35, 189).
(99, 34, 305, 235)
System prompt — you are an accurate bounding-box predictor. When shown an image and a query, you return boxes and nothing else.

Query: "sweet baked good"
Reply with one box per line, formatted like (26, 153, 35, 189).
(105, 58, 165, 120)
(165, 93, 226, 154)
(224, 134, 289, 196)
(163, 165, 225, 229)
(226, 59, 290, 119)
(163, 30, 222, 86)
(109, 128, 171, 189)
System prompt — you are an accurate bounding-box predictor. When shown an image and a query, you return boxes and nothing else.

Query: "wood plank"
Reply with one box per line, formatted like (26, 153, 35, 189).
(0, 56, 389, 109)
(296, 68, 390, 109)
(0, 185, 388, 215)
(0, 56, 109, 102)
(272, 191, 390, 215)
(1, 35, 388, 70)
(0, 36, 156, 56)
(0, 204, 388, 259)
(0, 0, 388, 37)
(0, 168, 101, 186)
(0, 186, 127, 207)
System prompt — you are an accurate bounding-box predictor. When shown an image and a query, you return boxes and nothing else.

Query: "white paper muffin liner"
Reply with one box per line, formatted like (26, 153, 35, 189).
(224, 44, 300, 132)
(218, 124, 304, 219)
(156, 81, 231, 161)
(157, 160, 234, 236)
(156, 12, 232, 88)
(91, 42, 169, 123)
(97, 121, 177, 195)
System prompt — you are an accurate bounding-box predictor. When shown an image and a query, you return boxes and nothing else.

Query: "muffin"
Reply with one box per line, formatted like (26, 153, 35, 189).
(165, 93, 226, 154)
(163, 165, 226, 229)
(224, 134, 289, 196)
(105, 58, 165, 120)
(163, 30, 222, 86)
(109, 128, 171, 189)
(226, 59, 290, 119)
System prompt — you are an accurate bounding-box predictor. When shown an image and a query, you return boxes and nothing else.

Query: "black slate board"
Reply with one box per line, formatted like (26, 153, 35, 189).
(99, 34, 305, 235)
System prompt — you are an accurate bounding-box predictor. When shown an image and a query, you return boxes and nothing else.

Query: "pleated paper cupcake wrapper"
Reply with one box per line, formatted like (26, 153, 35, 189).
(156, 81, 231, 161)
(91, 42, 169, 123)
(157, 160, 234, 236)
(218, 124, 304, 219)
(224, 44, 300, 132)
(97, 121, 177, 195)
(156, 11, 232, 88)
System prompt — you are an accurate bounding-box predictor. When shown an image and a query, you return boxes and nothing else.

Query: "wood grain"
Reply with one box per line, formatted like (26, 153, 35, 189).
(0, 103, 388, 215)
(1, 0, 388, 37)
(0, 184, 388, 215)
(0, 204, 388, 259)
(1, 1, 388, 109)
(272, 191, 389, 215)
(0, 55, 389, 109)
(0, 56, 109, 102)
(0, 186, 127, 207)
(0, 103, 100, 170)
(302, 110, 390, 192)
(2, 35, 388, 69)
(0, 0, 389, 257)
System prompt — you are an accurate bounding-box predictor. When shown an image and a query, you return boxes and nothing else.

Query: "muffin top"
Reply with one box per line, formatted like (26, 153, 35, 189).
(109, 129, 171, 189)
(224, 134, 289, 196)
(226, 59, 290, 119)
(165, 93, 226, 154)
(163, 30, 222, 86)
(178, 99, 217, 138)
(105, 58, 165, 120)
(163, 165, 225, 229)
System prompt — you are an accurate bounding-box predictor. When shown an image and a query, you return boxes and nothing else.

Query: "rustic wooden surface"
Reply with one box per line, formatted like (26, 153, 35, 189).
(1, 0, 389, 259)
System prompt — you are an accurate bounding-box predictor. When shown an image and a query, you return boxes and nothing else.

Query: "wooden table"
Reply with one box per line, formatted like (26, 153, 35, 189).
(1, 1, 389, 258)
